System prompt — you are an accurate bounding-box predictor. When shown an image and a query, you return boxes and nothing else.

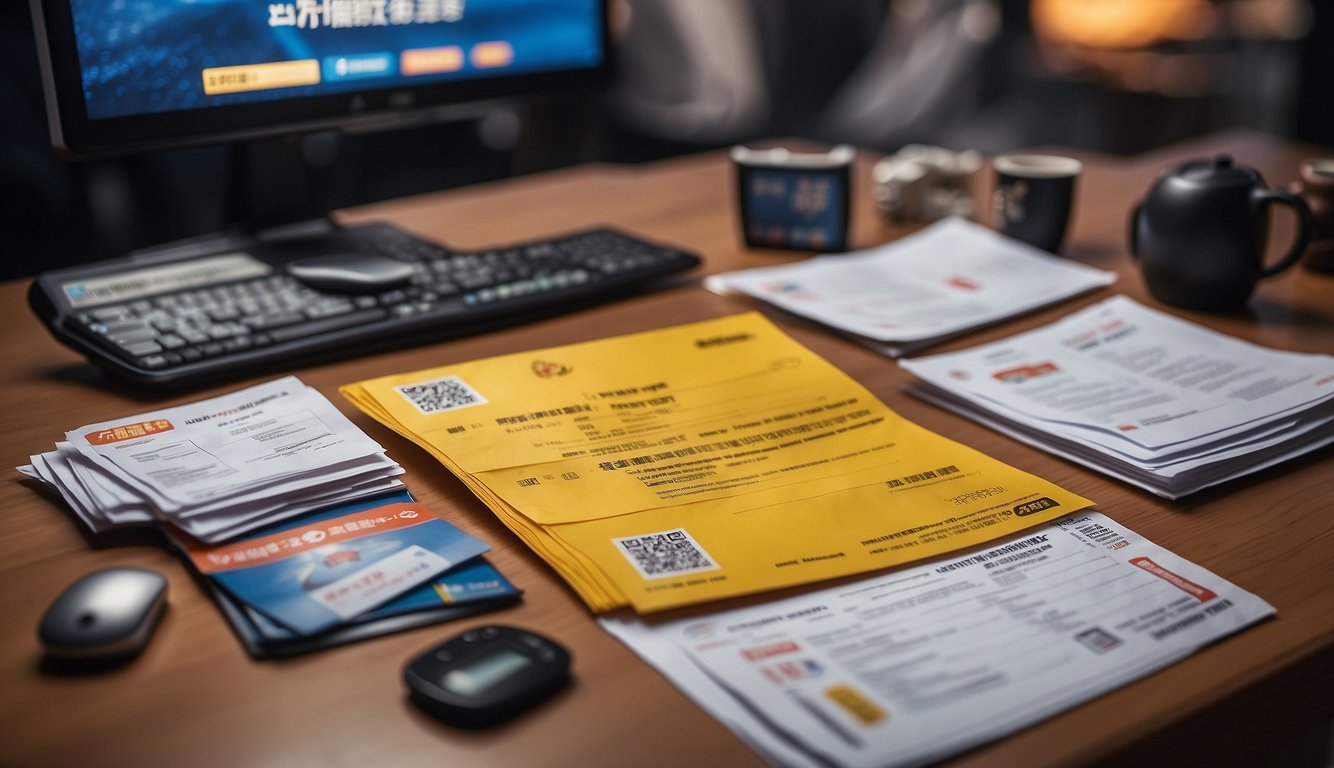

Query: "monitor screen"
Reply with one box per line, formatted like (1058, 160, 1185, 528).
(31, 0, 608, 154)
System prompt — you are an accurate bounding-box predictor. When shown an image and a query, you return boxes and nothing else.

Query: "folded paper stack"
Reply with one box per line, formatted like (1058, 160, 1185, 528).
(20, 376, 406, 542)
(341, 313, 1094, 613)
(900, 296, 1334, 498)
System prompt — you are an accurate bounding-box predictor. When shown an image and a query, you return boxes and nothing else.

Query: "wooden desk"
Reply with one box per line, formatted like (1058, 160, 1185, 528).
(1, 131, 1330, 767)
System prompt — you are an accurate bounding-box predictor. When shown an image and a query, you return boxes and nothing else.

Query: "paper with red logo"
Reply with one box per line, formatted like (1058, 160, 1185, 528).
(901, 296, 1334, 498)
(603, 511, 1275, 768)
(47, 376, 404, 542)
(183, 497, 490, 635)
(704, 217, 1115, 356)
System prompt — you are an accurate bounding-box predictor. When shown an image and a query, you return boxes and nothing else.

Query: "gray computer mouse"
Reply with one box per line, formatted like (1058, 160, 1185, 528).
(286, 252, 415, 293)
(39, 567, 168, 660)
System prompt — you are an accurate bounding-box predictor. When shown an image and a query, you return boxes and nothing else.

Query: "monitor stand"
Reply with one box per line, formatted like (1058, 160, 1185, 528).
(228, 134, 328, 234)
(118, 134, 426, 281)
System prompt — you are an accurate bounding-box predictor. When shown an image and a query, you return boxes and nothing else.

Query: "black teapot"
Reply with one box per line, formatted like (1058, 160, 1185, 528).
(1129, 155, 1312, 311)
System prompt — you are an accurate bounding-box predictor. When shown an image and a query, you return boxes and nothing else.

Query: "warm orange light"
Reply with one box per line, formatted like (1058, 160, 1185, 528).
(1031, 0, 1203, 49)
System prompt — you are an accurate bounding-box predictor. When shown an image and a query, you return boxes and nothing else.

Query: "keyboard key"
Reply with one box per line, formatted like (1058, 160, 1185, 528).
(268, 308, 389, 342)
(122, 340, 164, 356)
(112, 329, 160, 345)
(305, 302, 355, 319)
(179, 328, 210, 344)
(91, 306, 132, 322)
(242, 312, 306, 330)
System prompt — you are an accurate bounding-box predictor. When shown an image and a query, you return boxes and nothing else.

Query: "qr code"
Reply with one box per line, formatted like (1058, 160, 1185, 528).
(614, 529, 718, 579)
(1075, 627, 1123, 654)
(396, 376, 488, 414)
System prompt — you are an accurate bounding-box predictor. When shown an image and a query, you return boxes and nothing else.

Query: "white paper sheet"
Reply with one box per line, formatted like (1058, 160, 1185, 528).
(67, 377, 391, 510)
(706, 217, 1115, 355)
(899, 296, 1334, 497)
(901, 296, 1334, 449)
(20, 377, 405, 542)
(603, 512, 1275, 768)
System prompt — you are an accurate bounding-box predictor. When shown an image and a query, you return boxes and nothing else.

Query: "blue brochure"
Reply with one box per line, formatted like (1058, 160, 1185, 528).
(200, 556, 521, 658)
(238, 558, 518, 639)
(181, 491, 492, 635)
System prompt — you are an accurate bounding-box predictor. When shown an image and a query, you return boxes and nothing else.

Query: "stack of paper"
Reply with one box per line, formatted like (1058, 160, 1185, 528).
(900, 296, 1334, 498)
(341, 313, 1094, 613)
(19, 376, 406, 543)
(603, 511, 1276, 768)
(706, 217, 1116, 357)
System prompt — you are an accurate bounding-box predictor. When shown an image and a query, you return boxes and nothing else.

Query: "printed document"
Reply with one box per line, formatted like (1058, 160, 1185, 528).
(67, 377, 391, 509)
(603, 512, 1275, 768)
(342, 313, 1093, 613)
(900, 296, 1334, 497)
(21, 377, 404, 542)
(706, 217, 1115, 356)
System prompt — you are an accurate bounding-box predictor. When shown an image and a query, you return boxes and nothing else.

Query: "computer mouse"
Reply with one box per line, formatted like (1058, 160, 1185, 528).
(287, 252, 415, 293)
(38, 567, 168, 660)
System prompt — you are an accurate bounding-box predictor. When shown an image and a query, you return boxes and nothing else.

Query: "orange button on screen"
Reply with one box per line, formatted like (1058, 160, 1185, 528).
(401, 46, 464, 76)
(470, 41, 514, 69)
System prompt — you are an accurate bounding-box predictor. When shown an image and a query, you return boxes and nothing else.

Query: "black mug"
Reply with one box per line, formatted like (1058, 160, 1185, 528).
(992, 154, 1083, 253)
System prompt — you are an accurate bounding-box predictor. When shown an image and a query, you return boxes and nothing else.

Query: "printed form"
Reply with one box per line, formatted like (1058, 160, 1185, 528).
(68, 376, 390, 509)
(900, 296, 1334, 496)
(603, 512, 1275, 768)
(24, 376, 403, 542)
(706, 217, 1115, 356)
(342, 313, 1093, 612)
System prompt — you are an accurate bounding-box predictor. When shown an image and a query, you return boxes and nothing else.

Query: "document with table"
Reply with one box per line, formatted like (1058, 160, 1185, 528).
(341, 313, 1094, 613)
(603, 511, 1276, 768)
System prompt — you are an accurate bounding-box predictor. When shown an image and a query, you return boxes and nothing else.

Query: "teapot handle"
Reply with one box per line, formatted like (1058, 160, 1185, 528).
(1253, 188, 1314, 278)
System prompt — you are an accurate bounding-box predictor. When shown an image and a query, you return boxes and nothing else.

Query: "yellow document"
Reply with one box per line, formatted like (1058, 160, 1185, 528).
(342, 313, 1093, 612)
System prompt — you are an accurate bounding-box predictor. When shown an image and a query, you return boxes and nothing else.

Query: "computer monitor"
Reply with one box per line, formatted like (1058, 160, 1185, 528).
(29, 0, 609, 230)
(31, 0, 607, 155)
(22, 0, 655, 389)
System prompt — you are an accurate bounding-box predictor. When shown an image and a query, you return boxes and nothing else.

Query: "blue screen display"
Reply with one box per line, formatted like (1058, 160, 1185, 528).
(69, 0, 603, 120)
(743, 169, 846, 250)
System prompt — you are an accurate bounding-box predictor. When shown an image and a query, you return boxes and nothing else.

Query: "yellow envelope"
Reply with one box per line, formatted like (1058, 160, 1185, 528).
(342, 313, 1093, 612)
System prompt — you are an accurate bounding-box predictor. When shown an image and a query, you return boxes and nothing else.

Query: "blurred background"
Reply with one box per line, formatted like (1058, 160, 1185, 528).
(1, 0, 1329, 279)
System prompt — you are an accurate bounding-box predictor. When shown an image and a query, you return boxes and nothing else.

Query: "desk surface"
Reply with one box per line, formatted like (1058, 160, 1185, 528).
(2, 131, 1331, 768)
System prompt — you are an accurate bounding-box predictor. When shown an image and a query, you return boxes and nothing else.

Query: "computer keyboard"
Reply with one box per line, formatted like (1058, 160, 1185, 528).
(29, 223, 701, 388)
